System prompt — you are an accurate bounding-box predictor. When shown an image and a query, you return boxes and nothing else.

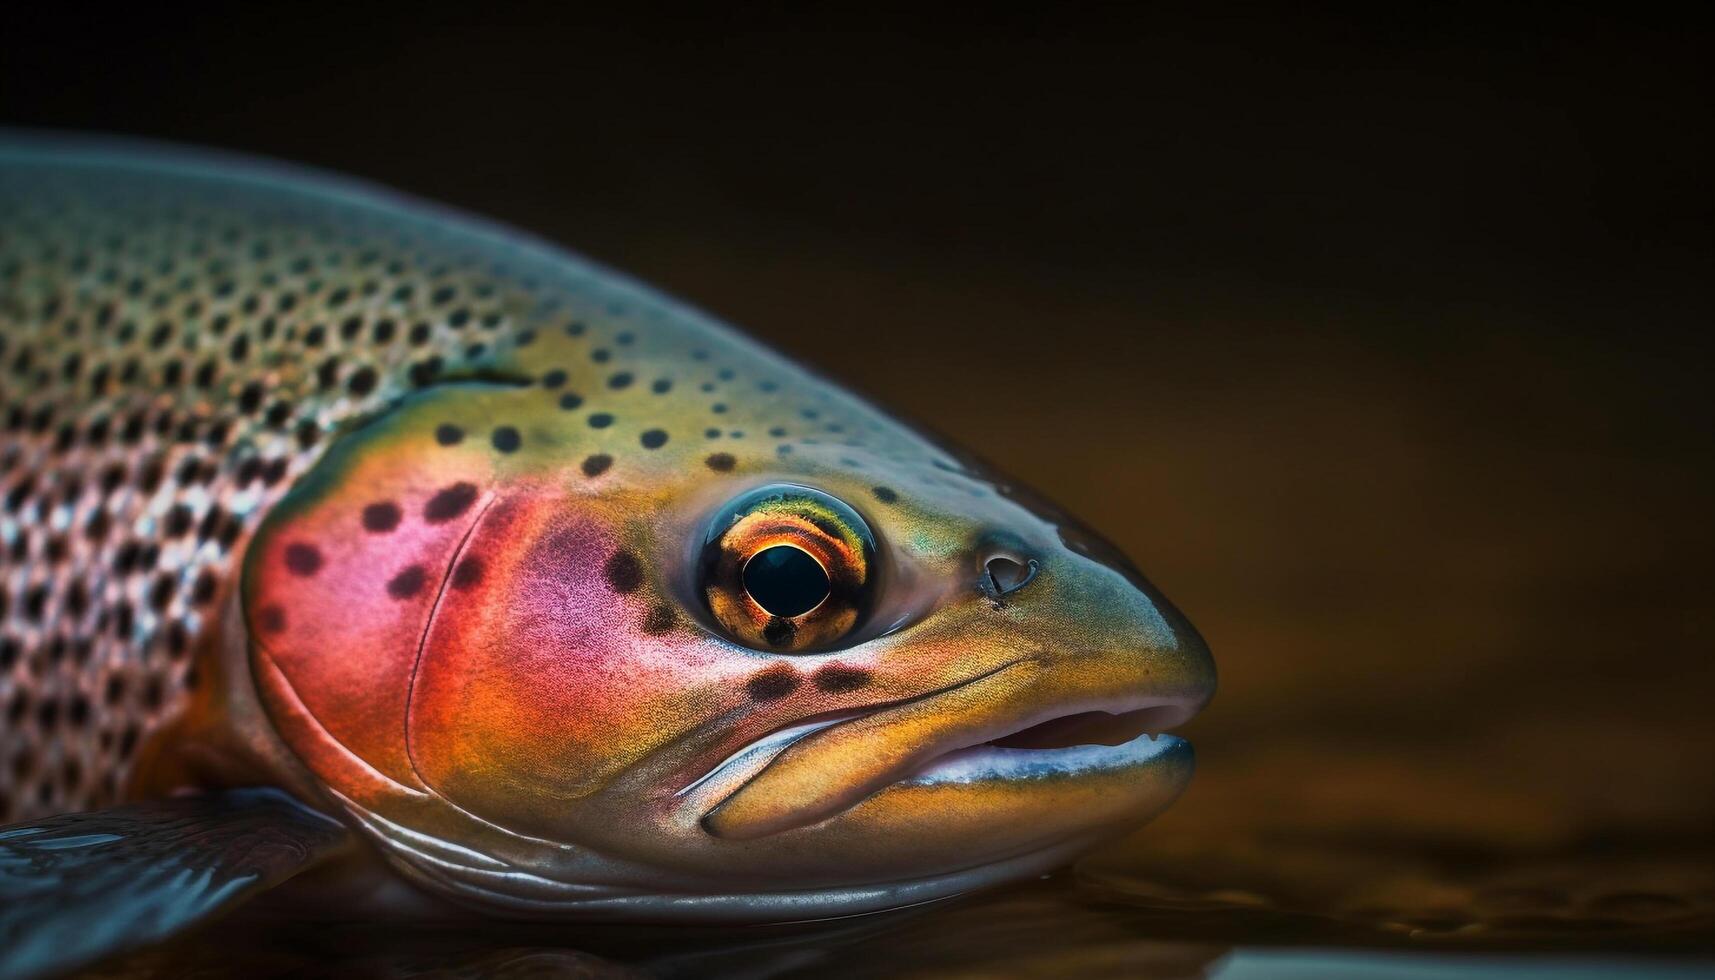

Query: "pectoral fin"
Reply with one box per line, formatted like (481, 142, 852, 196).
(0, 788, 348, 980)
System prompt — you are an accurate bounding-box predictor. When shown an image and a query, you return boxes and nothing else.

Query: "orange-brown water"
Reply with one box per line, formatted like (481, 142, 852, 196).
(87, 849, 1712, 976)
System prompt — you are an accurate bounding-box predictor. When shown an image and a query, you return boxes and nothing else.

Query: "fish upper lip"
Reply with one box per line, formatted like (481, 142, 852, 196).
(674, 657, 1034, 800)
(697, 653, 1205, 839)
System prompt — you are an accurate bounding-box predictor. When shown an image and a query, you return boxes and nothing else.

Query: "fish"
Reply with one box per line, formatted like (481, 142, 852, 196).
(0, 133, 1215, 977)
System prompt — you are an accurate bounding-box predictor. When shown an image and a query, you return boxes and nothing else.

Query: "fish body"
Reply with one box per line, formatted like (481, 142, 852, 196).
(0, 135, 1213, 930)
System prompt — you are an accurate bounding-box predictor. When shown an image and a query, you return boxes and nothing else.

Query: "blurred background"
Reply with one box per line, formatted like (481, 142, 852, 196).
(4, 4, 1711, 955)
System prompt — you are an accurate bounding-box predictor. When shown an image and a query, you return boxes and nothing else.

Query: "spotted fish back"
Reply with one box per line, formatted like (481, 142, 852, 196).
(0, 139, 782, 819)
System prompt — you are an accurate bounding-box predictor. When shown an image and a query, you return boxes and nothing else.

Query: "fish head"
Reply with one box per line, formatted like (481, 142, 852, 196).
(242, 347, 1213, 921)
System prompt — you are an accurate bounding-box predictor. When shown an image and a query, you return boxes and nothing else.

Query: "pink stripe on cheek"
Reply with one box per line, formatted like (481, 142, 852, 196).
(404, 505, 749, 833)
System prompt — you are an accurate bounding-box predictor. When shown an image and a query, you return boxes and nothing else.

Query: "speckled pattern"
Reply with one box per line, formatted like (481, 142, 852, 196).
(0, 140, 960, 820)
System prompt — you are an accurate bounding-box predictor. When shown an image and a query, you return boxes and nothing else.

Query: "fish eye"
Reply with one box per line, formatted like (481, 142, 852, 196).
(701, 484, 875, 651)
(743, 545, 831, 618)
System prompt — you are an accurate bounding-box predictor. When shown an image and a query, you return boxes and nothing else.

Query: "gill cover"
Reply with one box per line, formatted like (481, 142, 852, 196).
(243, 381, 705, 829)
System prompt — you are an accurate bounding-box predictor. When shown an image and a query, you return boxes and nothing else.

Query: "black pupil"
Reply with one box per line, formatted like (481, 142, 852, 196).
(743, 545, 831, 618)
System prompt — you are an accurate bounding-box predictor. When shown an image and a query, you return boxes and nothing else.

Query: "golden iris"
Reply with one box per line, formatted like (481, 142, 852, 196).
(701, 485, 876, 651)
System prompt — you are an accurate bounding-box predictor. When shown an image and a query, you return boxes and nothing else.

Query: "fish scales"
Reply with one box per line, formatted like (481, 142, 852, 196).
(0, 143, 883, 820)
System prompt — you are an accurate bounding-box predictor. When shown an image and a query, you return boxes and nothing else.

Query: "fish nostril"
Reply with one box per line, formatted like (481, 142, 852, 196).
(985, 555, 1039, 596)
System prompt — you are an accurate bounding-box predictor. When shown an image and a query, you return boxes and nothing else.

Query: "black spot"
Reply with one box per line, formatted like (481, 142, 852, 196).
(814, 664, 873, 693)
(83, 416, 110, 446)
(163, 504, 193, 537)
(138, 458, 165, 493)
(588, 413, 614, 428)
(640, 429, 668, 449)
(118, 725, 140, 759)
(642, 604, 676, 635)
(257, 605, 286, 633)
(582, 454, 612, 477)
(651, 378, 672, 394)
(192, 570, 218, 605)
(435, 423, 464, 446)
(387, 565, 427, 599)
(113, 541, 141, 574)
(450, 557, 484, 590)
(197, 505, 224, 541)
(163, 621, 189, 657)
(706, 453, 736, 472)
(348, 367, 378, 396)
(558, 393, 584, 411)
(763, 616, 796, 647)
(218, 515, 244, 550)
(491, 426, 522, 453)
(237, 382, 265, 414)
(541, 369, 567, 388)
(284, 542, 323, 576)
(362, 501, 402, 533)
(604, 550, 643, 594)
(747, 665, 800, 701)
(872, 486, 899, 504)
(608, 372, 634, 390)
(409, 358, 443, 386)
(424, 482, 479, 523)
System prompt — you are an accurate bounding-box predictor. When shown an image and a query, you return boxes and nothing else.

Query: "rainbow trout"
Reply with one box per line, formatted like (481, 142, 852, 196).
(0, 135, 1214, 976)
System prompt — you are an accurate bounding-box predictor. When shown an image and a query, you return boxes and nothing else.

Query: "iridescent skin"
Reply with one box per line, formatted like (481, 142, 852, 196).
(0, 136, 1214, 921)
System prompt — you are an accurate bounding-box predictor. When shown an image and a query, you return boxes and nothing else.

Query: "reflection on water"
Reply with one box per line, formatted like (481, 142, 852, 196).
(87, 831, 1713, 978)
(1213, 951, 1715, 980)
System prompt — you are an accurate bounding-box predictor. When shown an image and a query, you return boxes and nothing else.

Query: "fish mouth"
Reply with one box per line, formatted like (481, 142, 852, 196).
(691, 658, 1203, 840)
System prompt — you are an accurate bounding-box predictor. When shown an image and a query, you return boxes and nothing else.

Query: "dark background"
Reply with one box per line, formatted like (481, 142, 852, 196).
(4, 5, 1711, 917)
